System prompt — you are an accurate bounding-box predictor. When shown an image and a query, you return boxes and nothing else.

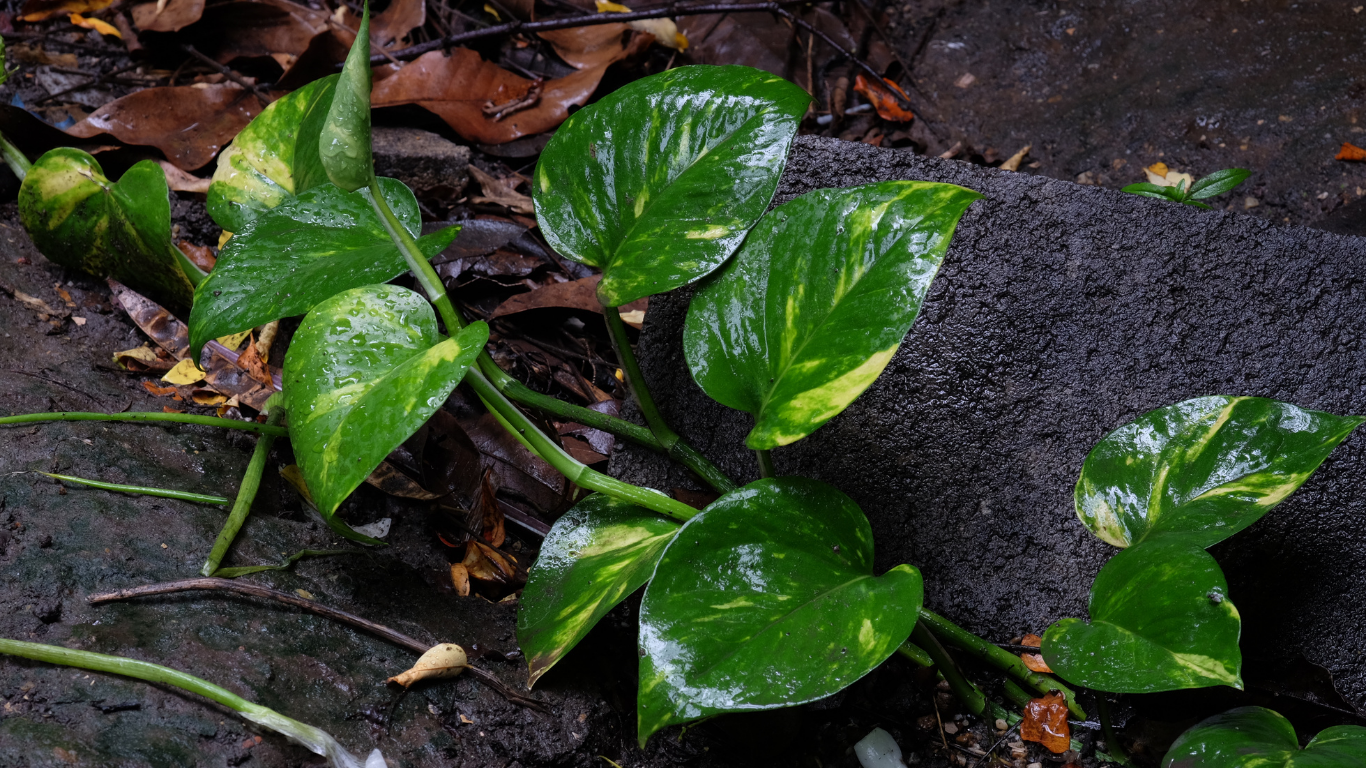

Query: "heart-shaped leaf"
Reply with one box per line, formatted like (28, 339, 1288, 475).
(188, 179, 459, 358)
(1162, 706, 1366, 767)
(533, 65, 811, 307)
(1042, 536, 1242, 693)
(517, 494, 681, 687)
(319, 2, 373, 193)
(636, 477, 923, 745)
(207, 74, 338, 233)
(1075, 396, 1363, 549)
(18, 149, 198, 314)
(283, 284, 487, 517)
(684, 181, 979, 449)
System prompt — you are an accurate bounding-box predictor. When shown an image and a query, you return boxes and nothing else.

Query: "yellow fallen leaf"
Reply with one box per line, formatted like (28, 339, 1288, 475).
(595, 0, 630, 10)
(216, 331, 251, 351)
(386, 644, 468, 688)
(594, 0, 688, 50)
(69, 12, 121, 37)
(999, 144, 1032, 172)
(295, 589, 314, 600)
(18, 0, 113, 22)
(162, 358, 206, 385)
(1144, 162, 1194, 189)
(482, 2, 500, 19)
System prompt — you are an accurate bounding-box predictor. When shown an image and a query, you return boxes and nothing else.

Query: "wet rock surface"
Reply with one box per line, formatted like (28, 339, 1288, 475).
(373, 127, 473, 199)
(612, 135, 1366, 717)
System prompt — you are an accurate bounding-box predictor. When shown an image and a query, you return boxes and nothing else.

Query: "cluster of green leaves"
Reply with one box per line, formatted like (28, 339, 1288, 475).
(1121, 167, 1250, 209)
(1161, 706, 1366, 767)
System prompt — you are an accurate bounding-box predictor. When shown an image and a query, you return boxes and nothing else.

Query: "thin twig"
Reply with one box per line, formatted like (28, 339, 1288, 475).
(178, 45, 272, 106)
(87, 577, 549, 712)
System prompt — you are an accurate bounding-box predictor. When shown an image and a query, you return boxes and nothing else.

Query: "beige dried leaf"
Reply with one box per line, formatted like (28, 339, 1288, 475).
(387, 644, 469, 688)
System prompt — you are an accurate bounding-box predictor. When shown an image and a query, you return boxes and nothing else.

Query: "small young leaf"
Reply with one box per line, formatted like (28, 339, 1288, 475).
(636, 477, 923, 745)
(283, 284, 487, 517)
(534, 65, 811, 307)
(1120, 182, 1172, 196)
(1162, 706, 1366, 767)
(1182, 200, 1214, 210)
(188, 179, 459, 358)
(1074, 396, 1363, 549)
(684, 181, 979, 449)
(207, 75, 339, 232)
(1188, 168, 1251, 200)
(18, 149, 197, 313)
(517, 495, 680, 687)
(319, 2, 373, 192)
(1041, 537, 1242, 693)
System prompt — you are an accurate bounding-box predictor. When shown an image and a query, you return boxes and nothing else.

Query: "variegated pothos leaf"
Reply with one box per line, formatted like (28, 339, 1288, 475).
(533, 65, 811, 307)
(684, 181, 979, 449)
(319, 2, 373, 192)
(1161, 706, 1366, 768)
(283, 284, 487, 517)
(1075, 396, 1364, 549)
(517, 495, 680, 687)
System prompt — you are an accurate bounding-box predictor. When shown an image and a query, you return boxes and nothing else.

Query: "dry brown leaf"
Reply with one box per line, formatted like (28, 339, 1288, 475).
(462, 539, 521, 585)
(490, 274, 648, 320)
(371, 48, 607, 145)
(162, 162, 213, 194)
(366, 460, 442, 500)
(115, 343, 175, 372)
(854, 73, 914, 123)
(476, 469, 505, 548)
(387, 644, 468, 688)
(177, 240, 216, 271)
(1336, 142, 1366, 162)
(130, 0, 204, 31)
(1021, 692, 1070, 754)
(371, 0, 424, 48)
(198, 0, 330, 63)
(450, 564, 471, 596)
(142, 380, 180, 397)
(1019, 632, 1053, 673)
(67, 85, 263, 171)
(999, 144, 1032, 172)
(539, 25, 630, 69)
(468, 165, 534, 214)
(69, 12, 121, 36)
(18, 0, 111, 22)
(235, 336, 273, 386)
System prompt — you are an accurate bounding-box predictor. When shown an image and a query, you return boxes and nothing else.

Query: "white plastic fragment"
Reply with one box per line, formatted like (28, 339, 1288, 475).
(854, 727, 908, 768)
(351, 518, 392, 539)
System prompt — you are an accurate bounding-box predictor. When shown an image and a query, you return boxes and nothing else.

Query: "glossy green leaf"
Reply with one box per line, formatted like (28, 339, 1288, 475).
(533, 65, 811, 307)
(18, 149, 197, 313)
(517, 495, 680, 687)
(683, 181, 979, 449)
(207, 75, 338, 233)
(319, 2, 373, 192)
(1162, 706, 1366, 767)
(282, 284, 487, 517)
(1041, 537, 1242, 693)
(1121, 182, 1181, 200)
(1188, 168, 1251, 200)
(636, 477, 923, 745)
(1075, 396, 1363, 549)
(188, 178, 459, 358)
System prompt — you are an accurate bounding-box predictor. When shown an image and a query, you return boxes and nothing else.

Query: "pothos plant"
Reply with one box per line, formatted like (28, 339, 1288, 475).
(5, 7, 1366, 762)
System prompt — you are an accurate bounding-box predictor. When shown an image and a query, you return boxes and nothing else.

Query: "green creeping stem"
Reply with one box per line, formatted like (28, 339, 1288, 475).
(0, 638, 373, 768)
(368, 180, 698, 523)
(896, 640, 934, 668)
(918, 608, 1087, 720)
(1098, 695, 1134, 767)
(0, 411, 289, 437)
(38, 472, 230, 505)
(912, 621, 986, 716)
(201, 407, 287, 576)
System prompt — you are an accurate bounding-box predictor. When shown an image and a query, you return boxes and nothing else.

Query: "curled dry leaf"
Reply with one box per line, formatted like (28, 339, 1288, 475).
(468, 165, 534, 214)
(1336, 142, 1366, 162)
(539, 25, 631, 70)
(177, 241, 216, 272)
(386, 643, 468, 688)
(490, 274, 648, 320)
(450, 564, 471, 596)
(161, 161, 213, 194)
(68, 12, 121, 36)
(463, 539, 522, 585)
(370, 0, 425, 49)
(1019, 632, 1053, 673)
(366, 460, 442, 500)
(853, 74, 914, 122)
(130, 0, 205, 32)
(67, 86, 264, 171)
(1021, 692, 1070, 754)
(371, 48, 608, 145)
(595, 0, 687, 50)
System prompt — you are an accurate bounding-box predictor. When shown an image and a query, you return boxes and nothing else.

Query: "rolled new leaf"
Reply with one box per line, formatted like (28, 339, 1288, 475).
(684, 181, 979, 449)
(534, 65, 811, 307)
(283, 284, 487, 517)
(319, 2, 373, 192)
(1162, 706, 1366, 767)
(18, 149, 197, 313)
(636, 477, 923, 745)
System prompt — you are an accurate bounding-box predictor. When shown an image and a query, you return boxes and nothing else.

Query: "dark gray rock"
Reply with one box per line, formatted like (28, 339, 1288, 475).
(372, 127, 471, 197)
(612, 135, 1366, 714)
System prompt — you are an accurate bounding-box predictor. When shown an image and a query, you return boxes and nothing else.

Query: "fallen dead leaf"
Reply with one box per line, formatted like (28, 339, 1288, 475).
(387, 644, 468, 688)
(143, 380, 180, 397)
(490, 274, 648, 321)
(177, 240, 216, 272)
(370, 0, 425, 48)
(468, 165, 534, 214)
(67, 85, 264, 171)
(1019, 633, 1053, 673)
(462, 539, 521, 585)
(595, 0, 687, 49)
(235, 337, 273, 387)
(1144, 162, 1194, 189)
(1021, 692, 1070, 754)
(114, 343, 175, 372)
(161, 162, 212, 194)
(539, 25, 631, 69)
(69, 12, 121, 36)
(450, 563, 471, 596)
(1336, 142, 1366, 162)
(130, 0, 204, 32)
(476, 469, 505, 548)
(999, 144, 1032, 172)
(18, 0, 111, 22)
(366, 460, 442, 500)
(853, 73, 914, 123)
(371, 48, 608, 145)
(197, 0, 330, 64)
(162, 357, 206, 385)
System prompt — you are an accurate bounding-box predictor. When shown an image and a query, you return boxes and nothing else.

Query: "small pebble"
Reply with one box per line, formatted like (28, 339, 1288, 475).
(1028, 763, 1043, 768)
(995, 719, 1008, 730)
(943, 723, 959, 735)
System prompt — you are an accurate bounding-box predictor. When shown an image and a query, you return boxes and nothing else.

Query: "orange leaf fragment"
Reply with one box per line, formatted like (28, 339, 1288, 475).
(1336, 142, 1366, 161)
(853, 73, 915, 123)
(18, 0, 112, 22)
(1020, 692, 1070, 754)
(68, 12, 122, 36)
(1020, 633, 1053, 673)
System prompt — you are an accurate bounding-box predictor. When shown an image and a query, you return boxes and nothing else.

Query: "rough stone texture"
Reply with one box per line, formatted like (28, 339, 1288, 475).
(613, 136, 1366, 715)
(372, 127, 472, 197)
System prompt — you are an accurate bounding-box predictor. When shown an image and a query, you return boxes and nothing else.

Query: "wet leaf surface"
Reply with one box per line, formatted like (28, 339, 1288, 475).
(636, 477, 923, 744)
(517, 494, 680, 687)
(319, 4, 372, 193)
(1042, 537, 1242, 693)
(282, 284, 487, 516)
(534, 65, 810, 307)
(66, 85, 263, 171)
(854, 74, 914, 122)
(538, 25, 631, 69)
(1020, 692, 1070, 753)
(1074, 396, 1364, 549)
(1162, 706, 1366, 767)
(130, 0, 205, 32)
(684, 181, 978, 449)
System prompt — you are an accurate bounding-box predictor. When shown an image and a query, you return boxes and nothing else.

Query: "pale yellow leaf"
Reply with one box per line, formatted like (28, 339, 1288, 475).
(216, 331, 251, 351)
(69, 12, 122, 37)
(161, 357, 206, 385)
(386, 644, 468, 688)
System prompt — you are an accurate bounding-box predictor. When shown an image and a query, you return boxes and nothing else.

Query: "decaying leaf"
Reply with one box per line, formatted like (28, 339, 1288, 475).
(67, 85, 264, 171)
(1021, 692, 1070, 754)
(387, 644, 468, 688)
(1143, 162, 1195, 190)
(1019, 633, 1053, 673)
(476, 469, 506, 547)
(69, 12, 121, 36)
(462, 539, 521, 585)
(1336, 142, 1366, 162)
(595, 0, 687, 50)
(161, 162, 213, 194)
(468, 165, 535, 214)
(197, 0, 331, 64)
(162, 357, 206, 385)
(177, 241, 216, 272)
(539, 25, 631, 70)
(114, 343, 175, 371)
(490, 275, 648, 320)
(999, 144, 1032, 172)
(130, 0, 205, 32)
(450, 564, 471, 596)
(853, 73, 914, 122)
(366, 460, 442, 500)
(18, 0, 112, 22)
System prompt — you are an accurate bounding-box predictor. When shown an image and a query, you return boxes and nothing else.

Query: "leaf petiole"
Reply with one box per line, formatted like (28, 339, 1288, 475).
(0, 411, 289, 436)
(201, 405, 287, 576)
(37, 472, 229, 505)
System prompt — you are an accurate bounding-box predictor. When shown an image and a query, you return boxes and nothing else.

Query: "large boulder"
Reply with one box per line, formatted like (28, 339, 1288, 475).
(612, 136, 1366, 715)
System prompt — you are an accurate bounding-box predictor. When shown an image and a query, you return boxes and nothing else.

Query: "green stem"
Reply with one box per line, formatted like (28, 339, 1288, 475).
(1001, 678, 1032, 709)
(366, 182, 463, 335)
(0, 411, 288, 436)
(913, 621, 987, 716)
(896, 639, 934, 668)
(918, 608, 1087, 720)
(201, 408, 286, 576)
(38, 472, 229, 505)
(1098, 695, 1133, 767)
(755, 449, 775, 479)
(0, 129, 30, 181)
(0, 638, 372, 768)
